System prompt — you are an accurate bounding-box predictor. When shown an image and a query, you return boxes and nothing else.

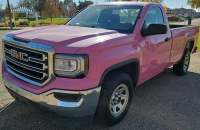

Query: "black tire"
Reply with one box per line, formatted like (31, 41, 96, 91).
(94, 70, 134, 126)
(173, 49, 191, 76)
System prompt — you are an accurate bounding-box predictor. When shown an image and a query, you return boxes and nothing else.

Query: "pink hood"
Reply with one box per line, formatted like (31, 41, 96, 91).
(6, 25, 120, 53)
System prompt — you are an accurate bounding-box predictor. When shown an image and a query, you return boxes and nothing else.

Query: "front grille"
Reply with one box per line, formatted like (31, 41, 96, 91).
(4, 41, 49, 84)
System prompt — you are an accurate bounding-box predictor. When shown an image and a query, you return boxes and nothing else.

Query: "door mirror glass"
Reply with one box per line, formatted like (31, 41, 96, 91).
(142, 24, 168, 36)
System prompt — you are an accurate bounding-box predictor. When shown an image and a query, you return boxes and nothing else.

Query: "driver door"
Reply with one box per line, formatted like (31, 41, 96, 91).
(142, 7, 172, 80)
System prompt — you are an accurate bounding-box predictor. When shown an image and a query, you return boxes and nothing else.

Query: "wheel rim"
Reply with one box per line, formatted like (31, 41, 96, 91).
(183, 53, 189, 73)
(109, 84, 129, 117)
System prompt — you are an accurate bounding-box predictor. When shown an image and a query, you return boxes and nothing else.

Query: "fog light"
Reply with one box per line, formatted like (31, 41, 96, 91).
(54, 93, 81, 102)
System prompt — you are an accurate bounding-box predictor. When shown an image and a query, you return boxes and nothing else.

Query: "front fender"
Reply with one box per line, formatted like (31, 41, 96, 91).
(76, 34, 142, 81)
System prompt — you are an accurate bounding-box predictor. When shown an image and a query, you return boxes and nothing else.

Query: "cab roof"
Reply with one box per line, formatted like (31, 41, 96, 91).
(91, 2, 159, 7)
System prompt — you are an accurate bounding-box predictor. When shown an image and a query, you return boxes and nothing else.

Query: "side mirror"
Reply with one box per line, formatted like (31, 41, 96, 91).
(142, 24, 168, 36)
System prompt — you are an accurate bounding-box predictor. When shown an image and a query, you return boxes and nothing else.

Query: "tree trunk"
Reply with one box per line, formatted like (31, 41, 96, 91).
(51, 18, 52, 24)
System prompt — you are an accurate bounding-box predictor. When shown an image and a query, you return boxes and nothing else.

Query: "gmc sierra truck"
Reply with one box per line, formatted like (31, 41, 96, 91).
(2, 2, 199, 127)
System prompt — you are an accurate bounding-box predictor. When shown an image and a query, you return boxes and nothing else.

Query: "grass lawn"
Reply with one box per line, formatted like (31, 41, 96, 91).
(32, 18, 68, 24)
(197, 28, 200, 51)
(169, 21, 178, 23)
(5, 17, 68, 24)
(0, 28, 20, 30)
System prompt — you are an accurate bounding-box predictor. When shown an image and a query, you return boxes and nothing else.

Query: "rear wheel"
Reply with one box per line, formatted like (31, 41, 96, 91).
(173, 49, 191, 76)
(95, 71, 133, 126)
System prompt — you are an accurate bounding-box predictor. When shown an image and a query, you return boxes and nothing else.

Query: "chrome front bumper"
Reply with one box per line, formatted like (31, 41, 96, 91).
(2, 77, 101, 120)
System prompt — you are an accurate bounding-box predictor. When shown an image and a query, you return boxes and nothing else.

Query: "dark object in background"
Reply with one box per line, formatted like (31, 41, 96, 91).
(188, 16, 192, 25)
(0, 11, 6, 23)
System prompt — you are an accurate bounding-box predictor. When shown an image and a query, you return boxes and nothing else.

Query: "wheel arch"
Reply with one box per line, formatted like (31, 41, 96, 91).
(185, 38, 195, 53)
(99, 59, 140, 89)
(176, 38, 194, 65)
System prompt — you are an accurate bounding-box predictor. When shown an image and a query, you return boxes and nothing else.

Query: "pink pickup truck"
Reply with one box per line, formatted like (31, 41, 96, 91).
(2, 2, 199, 127)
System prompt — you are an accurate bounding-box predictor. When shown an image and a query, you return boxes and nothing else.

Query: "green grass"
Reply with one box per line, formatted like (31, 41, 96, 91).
(5, 17, 68, 24)
(197, 28, 200, 51)
(169, 21, 178, 23)
(0, 28, 20, 30)
(33, 18, 68, 24)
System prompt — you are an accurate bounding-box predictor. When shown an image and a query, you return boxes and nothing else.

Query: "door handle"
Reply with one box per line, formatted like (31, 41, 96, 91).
(165, 38, 171, 42)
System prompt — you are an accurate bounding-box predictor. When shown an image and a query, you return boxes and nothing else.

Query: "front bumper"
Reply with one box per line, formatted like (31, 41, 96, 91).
(2, 77, 101, 127)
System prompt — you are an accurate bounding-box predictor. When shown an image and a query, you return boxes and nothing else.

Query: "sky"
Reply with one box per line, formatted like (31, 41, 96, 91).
(1, 0, 200, 12)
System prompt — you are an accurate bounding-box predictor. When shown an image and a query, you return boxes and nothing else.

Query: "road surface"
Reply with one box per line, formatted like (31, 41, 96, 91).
(171, 18, 200, 26)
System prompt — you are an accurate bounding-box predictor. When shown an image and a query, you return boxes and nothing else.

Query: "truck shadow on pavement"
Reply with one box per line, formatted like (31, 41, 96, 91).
(1, 69, 200, 130)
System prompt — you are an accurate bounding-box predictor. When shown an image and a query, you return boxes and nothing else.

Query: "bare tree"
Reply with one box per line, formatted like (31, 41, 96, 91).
(4, 3, 19, 17)
(58, 1, 68, 17)
(61, 5, 68, 17)
(31, 0, 46, 15)
(64, 0, 77, 17)
(77, 1, 93, 11)
(0, 4, 3, 11)
(68, 7, 76, 17)
(42, 0, 59, 23)
(18, 0, 32, 8)
(4, 3, 13, 17)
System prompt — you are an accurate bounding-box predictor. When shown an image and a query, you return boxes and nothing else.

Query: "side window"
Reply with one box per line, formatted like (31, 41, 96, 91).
(142, 7, 164, 29)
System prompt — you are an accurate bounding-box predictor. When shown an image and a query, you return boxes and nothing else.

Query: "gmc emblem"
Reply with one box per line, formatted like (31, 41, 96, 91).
(9, 49, 28, 62)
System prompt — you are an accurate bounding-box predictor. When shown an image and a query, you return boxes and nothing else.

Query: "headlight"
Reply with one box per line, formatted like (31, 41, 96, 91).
(55, 59, 77, 71)
(54, 54, 89, 78)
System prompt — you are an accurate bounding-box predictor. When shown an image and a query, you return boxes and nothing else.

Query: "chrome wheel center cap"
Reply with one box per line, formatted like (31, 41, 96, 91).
(112, 94, 121, 104)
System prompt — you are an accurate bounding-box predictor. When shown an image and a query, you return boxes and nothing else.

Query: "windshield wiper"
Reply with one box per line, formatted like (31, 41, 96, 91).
(67, 24, 112, 31)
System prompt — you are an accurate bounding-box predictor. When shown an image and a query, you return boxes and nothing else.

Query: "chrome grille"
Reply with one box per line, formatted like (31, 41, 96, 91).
(4, 42, 49, 83)
(2, 36, 56, 86)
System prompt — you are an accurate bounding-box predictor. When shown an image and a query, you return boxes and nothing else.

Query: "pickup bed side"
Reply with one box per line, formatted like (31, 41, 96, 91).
(169, 25, 199, 65)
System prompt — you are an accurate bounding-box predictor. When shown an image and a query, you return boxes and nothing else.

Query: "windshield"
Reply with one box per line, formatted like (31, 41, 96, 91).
(66, 5, 142, 33)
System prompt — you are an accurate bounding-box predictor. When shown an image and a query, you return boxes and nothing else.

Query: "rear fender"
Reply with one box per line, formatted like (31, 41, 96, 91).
(176, 38, 194, 64)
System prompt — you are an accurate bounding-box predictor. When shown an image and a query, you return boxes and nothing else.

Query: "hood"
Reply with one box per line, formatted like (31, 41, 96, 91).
(6, 25, 121, 53)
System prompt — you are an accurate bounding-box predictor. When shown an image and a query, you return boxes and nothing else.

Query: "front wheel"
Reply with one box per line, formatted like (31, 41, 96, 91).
(173, 49, 191, 76)
(94, 71, 133, 126)
(109, 83, 129, 117)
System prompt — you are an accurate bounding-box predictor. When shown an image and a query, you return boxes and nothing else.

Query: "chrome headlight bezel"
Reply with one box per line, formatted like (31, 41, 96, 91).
(54, 54, 89, 78)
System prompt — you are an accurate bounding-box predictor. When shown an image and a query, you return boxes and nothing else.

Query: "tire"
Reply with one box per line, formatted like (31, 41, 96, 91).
(173, 49, 191, 76)
(94, 70, 134, 126)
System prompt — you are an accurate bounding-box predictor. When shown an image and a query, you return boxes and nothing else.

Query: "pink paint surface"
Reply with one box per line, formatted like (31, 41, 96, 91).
(2, 2, 199, 94)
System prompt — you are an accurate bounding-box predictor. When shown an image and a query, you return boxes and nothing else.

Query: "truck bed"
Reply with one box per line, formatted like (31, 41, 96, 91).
(169, 24, 199, 64)
(169, 24, 197, 30)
